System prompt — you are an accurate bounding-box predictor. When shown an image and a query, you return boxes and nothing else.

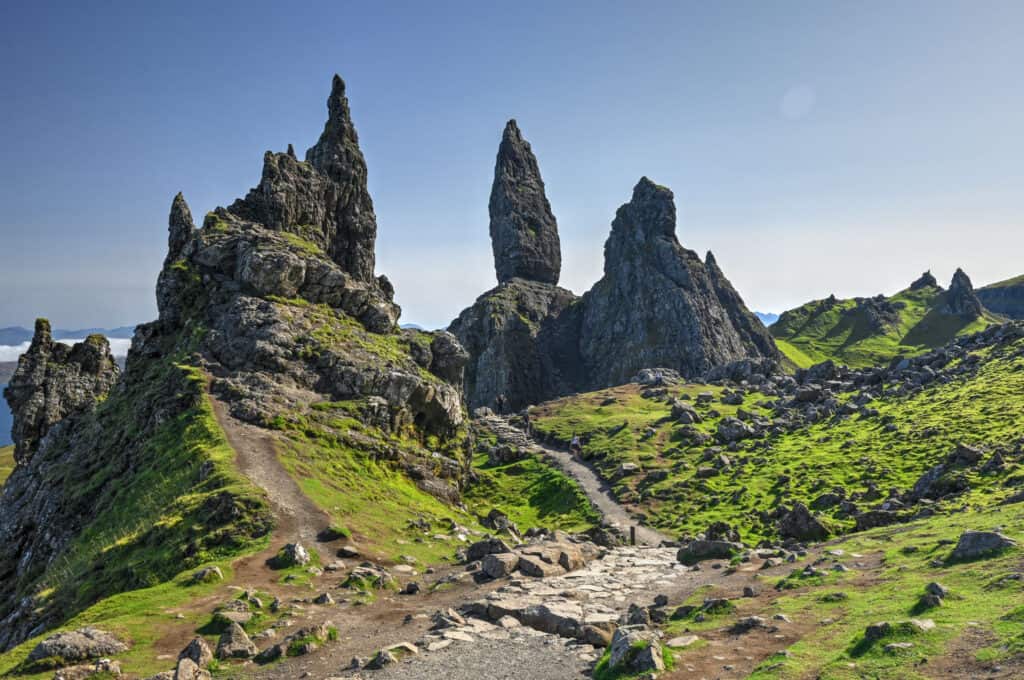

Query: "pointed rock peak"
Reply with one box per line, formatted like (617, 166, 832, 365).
(305, 74, 362, 179)
(167, 192, 195, 262)
(945, 268, 983, 318)
(30, 318, 52, 350)
(910, 270, 938, 290)
(705, 250, 719, 270)
(613, 177, 676, 242)
(950, 267, 974, 291)
(632, 176, 673, 202)
(489, 119, 561, 285)
(287, 143, 296, 159)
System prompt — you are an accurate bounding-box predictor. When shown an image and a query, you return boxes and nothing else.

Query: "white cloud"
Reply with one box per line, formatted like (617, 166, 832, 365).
(0, 338, 131, 363)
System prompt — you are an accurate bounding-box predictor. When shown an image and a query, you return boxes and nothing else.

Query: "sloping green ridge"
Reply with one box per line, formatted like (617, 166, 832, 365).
(771, 285, 998, 368)
(1, 349, 272, 643)
(0, 446, 12, 485)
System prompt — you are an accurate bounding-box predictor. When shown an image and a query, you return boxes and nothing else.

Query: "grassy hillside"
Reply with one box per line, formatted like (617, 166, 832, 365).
(668, 502, 1023, 679)
(0, 446, 12, 485)
(771, 284, 998, 368)
(530, 330, 1024, 545)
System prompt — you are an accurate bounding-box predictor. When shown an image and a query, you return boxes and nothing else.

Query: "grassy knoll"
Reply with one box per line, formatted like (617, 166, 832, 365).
(771, 284, 999, 368)
(530, 335, 1024, 545)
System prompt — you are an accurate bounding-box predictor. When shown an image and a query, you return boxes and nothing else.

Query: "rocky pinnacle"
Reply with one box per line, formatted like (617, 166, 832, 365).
(489, 120, 562, 285)
(945, 268, 983, 318)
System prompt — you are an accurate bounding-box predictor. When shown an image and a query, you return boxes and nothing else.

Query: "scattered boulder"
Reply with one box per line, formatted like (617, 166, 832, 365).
(466, 537, 513, 562)
(28, 628, 128, 667)
(482, 552, 520, 579)
(52, 659, 123, 679)
(270, 543, 310, 568)
(949, 530, 1016, 561)
(177, 637, 213, 668)
(172, 658, 210, 680)
(606, 626, 664, 674)
(190, 567, 223, 584)
(778, 503, 830, 542)
(215, 623, 257, 660)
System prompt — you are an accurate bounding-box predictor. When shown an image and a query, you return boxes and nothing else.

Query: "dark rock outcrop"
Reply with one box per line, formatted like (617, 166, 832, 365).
(489, 120, 561, 285)
(453, 168, 777, 409)
(942, 268, 983, 319)
(3, 320, 119, 464)
(910, 270, 938, 290)
(579, 178, 778, 388)
(229, 74, 379, 283)
(449, 279, 582, 412)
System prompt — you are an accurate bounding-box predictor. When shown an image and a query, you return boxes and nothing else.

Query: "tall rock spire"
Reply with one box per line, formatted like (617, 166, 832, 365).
(489, 120, 562, 285)
(944, 268, 983, 318)
(579, 177, 776, 387)
(230, 74, 378, 283)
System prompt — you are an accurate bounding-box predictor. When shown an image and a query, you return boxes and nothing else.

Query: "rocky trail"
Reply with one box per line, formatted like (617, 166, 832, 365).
(211, 395, 329, 546)
(479, 414, 671, 547)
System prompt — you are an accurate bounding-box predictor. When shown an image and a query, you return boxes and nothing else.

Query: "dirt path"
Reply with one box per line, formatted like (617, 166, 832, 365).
(480, 415, 671, 547)
(210, 396, 329, 545)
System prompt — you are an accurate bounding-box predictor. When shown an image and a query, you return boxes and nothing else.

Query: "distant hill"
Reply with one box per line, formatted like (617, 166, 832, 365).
(0, 326, 135, 345)
(977, 273, 1024, 319)
(771, 269, 1001, 368)
(754, 311, 779, 326)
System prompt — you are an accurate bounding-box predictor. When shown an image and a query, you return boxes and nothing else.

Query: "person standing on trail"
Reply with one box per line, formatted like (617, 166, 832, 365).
(570, 433, 581, 457)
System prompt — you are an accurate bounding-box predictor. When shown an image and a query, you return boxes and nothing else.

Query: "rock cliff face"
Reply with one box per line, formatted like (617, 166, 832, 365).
(978, 276, 1024, 319)
(3, 320, 119, 465)
(490, 120, 562, 285)
(0, 75, 468, 651)
(453, 141, 777, 409)
(449, 279, 583, 412)
(579, 178, 778, 389)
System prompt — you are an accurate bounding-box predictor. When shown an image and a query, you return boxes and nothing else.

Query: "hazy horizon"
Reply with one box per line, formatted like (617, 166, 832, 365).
(2, 1, 1022, 330)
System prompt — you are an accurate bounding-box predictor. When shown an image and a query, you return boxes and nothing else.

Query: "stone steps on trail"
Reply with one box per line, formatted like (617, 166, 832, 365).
(465, 546, 683, 642)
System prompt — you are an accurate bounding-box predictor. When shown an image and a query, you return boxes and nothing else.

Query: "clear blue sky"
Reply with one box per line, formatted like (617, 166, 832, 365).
(1, 0, 1022, 329)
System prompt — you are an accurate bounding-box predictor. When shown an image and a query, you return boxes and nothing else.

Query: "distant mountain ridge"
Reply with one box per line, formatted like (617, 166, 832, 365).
(0, 326, 135, 345)
(771, 269, 1001, 368)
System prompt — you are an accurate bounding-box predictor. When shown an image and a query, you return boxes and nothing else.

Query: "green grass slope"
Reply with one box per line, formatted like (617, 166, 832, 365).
(530, 332, 1024, 545)
(0, 446, 12, 485)
(772, 284, 998, 368)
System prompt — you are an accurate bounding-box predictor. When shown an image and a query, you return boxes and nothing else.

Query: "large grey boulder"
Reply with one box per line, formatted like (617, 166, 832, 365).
(779, 503, 830, 542)
(606, 626, 664, 674)
(949, 530, 1016, 561)
(215, 623, 257, 660)
(27, 627, 128, 666)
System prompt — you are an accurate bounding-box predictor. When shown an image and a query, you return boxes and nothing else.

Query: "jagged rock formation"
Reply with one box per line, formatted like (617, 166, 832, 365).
(490, 120, 561, 285)
(229, 74, 379, 283)
(0, 74, 468, 652)
(450, 280, 582, 412)
(451, 122, 582, 412)
(910, 270, 938, 290)
(943, 268, 983, 318)
(3, 320, 119, 464)
(978, 274, 1024, 319)
(453, 167, 776, 409)
(579, 178, 779, 388)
